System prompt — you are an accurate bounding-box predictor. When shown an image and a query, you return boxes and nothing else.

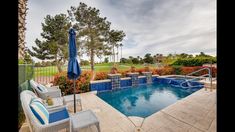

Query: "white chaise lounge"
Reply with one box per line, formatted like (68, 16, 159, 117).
(29, 80, 82, 109)
(29, 80, 62, 100)
(20, 90, 100, 132)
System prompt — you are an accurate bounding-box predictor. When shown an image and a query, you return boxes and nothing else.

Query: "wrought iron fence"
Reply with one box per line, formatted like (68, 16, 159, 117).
(34, 65, 67, 85)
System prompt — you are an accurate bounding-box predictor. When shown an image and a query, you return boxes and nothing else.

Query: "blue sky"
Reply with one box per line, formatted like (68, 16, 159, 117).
(25, 0, 216, 62)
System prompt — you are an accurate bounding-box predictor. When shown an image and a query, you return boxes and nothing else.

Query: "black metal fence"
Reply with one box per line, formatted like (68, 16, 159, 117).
(34, 65, 67, 85)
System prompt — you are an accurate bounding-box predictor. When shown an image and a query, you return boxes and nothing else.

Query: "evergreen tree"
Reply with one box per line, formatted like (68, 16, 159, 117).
(69, 2, 125, 71)
(28, 14, 71, 72)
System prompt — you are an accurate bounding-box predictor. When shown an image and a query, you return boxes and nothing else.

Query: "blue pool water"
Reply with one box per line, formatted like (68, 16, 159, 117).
(97, 82, 202, 118)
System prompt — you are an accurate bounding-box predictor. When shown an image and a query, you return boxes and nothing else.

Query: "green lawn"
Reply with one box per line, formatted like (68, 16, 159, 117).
(34, 63, 156, 77)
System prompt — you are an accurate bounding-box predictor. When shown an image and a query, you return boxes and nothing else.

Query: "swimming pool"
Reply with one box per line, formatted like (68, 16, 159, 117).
(97, 82, 203, 118)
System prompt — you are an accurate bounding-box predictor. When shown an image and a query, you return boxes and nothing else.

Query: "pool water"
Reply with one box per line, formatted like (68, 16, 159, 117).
(97, 82, 202, 118)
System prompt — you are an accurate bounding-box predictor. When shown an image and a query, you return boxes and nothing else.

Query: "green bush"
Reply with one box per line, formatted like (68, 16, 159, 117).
(171, 57, 216, 66)
(19, 59, 25, 64)
(52, 71, 91, 95)
(80, 60, 90, 66)
(172, 66, 181, 75)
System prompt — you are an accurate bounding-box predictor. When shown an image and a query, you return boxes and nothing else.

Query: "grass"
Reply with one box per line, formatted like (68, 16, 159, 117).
(34, 63, 156, 77)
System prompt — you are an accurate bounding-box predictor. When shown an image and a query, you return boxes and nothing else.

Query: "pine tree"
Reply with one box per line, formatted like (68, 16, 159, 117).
(69, 2, 125, 71)
(28, 14, 71, 72)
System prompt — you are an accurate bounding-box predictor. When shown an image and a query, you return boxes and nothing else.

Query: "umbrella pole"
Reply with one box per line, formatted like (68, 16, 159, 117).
(74, 79, 76, 113)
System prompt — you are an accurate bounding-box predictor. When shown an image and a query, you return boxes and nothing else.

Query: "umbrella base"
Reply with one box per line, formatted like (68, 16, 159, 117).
(67, 104, 82, 114)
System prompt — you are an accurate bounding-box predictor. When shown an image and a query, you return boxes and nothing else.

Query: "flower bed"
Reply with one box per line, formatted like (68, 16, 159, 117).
(52, 71, 92, 95)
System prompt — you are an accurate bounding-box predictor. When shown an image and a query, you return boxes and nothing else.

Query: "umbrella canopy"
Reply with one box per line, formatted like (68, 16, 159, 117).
(67, 28, 81, 80)
(67, 28, 81, 113)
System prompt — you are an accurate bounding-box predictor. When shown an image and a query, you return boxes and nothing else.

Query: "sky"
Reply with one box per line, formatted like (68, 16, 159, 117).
(25, 0, 216, 62)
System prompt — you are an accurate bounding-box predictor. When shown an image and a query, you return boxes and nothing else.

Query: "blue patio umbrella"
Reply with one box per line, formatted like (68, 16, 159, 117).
(67, 28, 81, 113)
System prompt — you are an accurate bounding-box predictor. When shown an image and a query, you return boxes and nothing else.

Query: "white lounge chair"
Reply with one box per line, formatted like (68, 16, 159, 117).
(20, 90, 100, 132)
(30, 80, 62, 100)
(29, 80, 82, 109)
(20, 90, 70, 132)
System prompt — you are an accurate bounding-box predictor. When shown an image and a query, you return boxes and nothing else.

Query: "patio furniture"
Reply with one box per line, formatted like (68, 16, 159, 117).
(30, 80, 61, 100)
(30, 80, 82, 111)
(21, 90, 100, 132)
(20, 90, 70, 132)
(44, 97, 64, 109)
(71, 110, 100, 132)
(63, 94, 82, 110)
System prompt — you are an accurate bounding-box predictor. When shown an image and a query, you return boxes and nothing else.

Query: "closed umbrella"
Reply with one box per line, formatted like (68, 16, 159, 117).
(67, 28, 81, 113)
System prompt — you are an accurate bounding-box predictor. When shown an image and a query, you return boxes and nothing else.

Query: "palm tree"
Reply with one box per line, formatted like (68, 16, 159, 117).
(120, 43, 123, 61)
(18, 0, 28, 60)
(116, 44, 119, 62)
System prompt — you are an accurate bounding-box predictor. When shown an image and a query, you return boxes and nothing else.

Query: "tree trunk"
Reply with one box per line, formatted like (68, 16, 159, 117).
(120, 46, 122, 62)
(90, 49, 94, 71)
(113, 44, 115, 64)
(18, 0, 28, 59)
(55, 54, 63, 72)
(117, 46, 119, 63)
(57, 62, 63, 72)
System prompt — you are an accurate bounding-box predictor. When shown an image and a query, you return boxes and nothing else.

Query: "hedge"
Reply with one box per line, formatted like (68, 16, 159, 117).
(171, 58, 216, 66)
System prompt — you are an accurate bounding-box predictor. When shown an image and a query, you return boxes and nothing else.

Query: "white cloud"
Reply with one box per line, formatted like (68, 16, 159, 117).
(26, 0, 216, 62)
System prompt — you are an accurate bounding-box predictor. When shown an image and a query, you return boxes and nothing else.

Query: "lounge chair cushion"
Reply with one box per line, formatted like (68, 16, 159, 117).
(37, 84, 48, 92)
(30, 97, 45, 106)
(30, 98, 49, 125)
(49, 108, 69, 123)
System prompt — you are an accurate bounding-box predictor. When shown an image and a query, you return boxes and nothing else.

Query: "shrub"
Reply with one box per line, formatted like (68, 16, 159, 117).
(151, 69, 158, 75)
(180, 67, 199, 75)
(119, 70, 129, 77)
(156, 66, 174, 75)
(135, 68, 145, 75)
(95, 72, 108, 80)
(172, 66, 181, 75)
(144, 66, 150, 72)
(130, 66, 136, 73)
(180, 66, 217, 77)
(19, 59, 25, 64)
(34, 62, 41, 67)
(80, 59, 90, 66)
(171, 57, 216, 66)
(52, 71, 92, 95)
(110, 67, 118, 74)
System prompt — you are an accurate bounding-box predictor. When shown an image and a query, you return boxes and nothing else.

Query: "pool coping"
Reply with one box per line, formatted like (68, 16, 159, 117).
(90, 75, 160, 84)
